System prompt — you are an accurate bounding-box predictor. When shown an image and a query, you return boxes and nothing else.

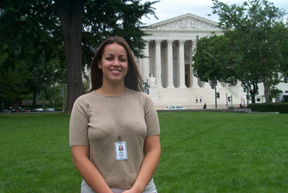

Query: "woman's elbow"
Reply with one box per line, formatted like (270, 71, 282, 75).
(71, 146, 90, 167)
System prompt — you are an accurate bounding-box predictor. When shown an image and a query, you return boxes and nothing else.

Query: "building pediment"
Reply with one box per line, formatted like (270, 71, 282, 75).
(144, 13, 221, 32)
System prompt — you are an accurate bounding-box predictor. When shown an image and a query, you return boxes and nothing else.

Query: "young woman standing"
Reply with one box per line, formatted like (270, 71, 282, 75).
(69, 37, 161, 193)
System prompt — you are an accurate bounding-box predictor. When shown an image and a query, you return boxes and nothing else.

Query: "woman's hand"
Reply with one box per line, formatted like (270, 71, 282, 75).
(123, 135, 161, 193)
(71, 146, 113, 193)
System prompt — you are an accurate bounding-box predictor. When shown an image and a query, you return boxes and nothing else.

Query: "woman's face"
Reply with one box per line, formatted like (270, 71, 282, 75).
(98, 43, 129, 86)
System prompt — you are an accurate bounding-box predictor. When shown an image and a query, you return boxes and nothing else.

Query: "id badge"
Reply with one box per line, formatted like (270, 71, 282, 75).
(115, 141, 128, 160)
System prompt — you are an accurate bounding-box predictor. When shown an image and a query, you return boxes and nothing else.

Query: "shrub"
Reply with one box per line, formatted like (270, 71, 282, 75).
(54, 107, 63, 111)
(248, 102, 288, 113)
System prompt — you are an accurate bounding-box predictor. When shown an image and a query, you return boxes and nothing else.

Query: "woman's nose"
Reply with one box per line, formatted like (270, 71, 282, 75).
(113, 59, 120, 66)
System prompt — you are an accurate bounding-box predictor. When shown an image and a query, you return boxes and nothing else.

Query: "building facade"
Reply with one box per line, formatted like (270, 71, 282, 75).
(138, 13, 288, 109)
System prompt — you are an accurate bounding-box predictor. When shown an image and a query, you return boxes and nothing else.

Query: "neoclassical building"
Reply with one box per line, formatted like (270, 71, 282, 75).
(137, 13, 288, 109)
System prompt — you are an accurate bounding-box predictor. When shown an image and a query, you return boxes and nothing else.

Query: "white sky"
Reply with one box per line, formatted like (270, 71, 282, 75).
(141, 0, 288, 25)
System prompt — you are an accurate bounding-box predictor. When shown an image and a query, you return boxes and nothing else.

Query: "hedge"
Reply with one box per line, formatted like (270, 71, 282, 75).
(248, 103, 288, 114)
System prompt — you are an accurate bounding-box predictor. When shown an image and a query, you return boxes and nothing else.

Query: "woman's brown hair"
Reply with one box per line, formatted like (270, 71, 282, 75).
(90, 37, 142, 91)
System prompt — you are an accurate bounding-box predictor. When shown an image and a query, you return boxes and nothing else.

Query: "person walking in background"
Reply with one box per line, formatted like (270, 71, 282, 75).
(69, 37, 161, 193)
(195, 96, 198, 103)
(203, 103, 207, 109)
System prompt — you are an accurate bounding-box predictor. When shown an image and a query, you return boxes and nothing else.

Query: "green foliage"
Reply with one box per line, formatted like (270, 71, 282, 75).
(249, 102, 288, 113)
(0, 0, 158, 111)
(0, 0, 65, 107)
(277, 23, 288, 74)
(82, 0, 158, 64)
(0, 62, 30, 107)
(1, 112, 288, 192)
(192, 35, 241, 83)
(54, 106, 64, 111)
(270, 86, 283, 98)
(193, 0, 288, 103)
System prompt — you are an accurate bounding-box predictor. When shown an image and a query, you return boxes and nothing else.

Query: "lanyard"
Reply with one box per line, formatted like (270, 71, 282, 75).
(104, 91, 126, 142)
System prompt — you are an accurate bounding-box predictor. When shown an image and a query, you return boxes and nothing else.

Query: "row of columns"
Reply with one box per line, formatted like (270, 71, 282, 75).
(141, 39, 199, 88)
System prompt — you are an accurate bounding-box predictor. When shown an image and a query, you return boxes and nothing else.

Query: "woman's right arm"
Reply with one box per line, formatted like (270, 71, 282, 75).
(71, 146, 113, 193)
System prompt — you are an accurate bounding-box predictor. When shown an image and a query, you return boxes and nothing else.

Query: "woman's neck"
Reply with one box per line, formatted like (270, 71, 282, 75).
(96, 83, 126, 96)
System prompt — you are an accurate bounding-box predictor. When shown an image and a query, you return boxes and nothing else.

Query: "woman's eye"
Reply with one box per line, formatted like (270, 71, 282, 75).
(106, 57, 113, 61)
(119, 58, 127, 62)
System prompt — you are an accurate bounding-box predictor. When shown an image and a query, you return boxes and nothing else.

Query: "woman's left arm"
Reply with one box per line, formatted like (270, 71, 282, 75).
(124, 135, 161, 193)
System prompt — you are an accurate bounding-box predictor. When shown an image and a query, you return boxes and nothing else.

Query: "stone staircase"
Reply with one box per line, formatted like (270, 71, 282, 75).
(150, 86, 248, 110)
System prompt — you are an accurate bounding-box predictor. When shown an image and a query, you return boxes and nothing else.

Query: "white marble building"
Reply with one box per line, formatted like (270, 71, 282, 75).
(138, 13, 288, 109)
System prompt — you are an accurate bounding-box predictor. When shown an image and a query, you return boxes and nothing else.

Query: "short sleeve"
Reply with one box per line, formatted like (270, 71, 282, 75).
(69, 96, 90, 147)
(144, 95, 160, 136)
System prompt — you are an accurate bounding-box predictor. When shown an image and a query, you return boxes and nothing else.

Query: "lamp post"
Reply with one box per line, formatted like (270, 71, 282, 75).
(243, 81, 250, 107)
(246, 82, 250, 106)
(211, 77, 218, 109)
(214, 81, 217, 109)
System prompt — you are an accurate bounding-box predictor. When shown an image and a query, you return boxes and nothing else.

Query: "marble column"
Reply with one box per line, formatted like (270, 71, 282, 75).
(178, 40, 186, 88)
(167, 40, 174, 88)
(203, 81, 210, 88)
(155, 40, 162, 88)
(142, 41, 150, 82)
(191, 40, 200, 88)
(188, 40, 193, 88)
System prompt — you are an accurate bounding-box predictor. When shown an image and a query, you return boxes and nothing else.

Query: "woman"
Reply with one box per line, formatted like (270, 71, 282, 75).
(69, 37, 161, 193)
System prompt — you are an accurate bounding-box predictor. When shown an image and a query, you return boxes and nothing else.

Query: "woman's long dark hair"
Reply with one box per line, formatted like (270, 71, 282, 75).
(90, 37, 142, 91)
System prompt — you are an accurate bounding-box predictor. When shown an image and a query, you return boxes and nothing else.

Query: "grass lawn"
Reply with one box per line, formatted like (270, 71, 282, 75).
(0, 111, 287, 193)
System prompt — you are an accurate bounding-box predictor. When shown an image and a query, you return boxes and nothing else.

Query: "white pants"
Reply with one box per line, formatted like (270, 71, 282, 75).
(81, 178, 157, 193)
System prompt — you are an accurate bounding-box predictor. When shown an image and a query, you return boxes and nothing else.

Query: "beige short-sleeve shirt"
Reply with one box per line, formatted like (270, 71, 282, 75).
(69, 88, 160, 189)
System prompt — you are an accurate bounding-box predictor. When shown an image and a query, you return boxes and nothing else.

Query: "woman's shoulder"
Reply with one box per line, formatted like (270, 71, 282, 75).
(126, 88, 148, 98)
(126, 88, 154, 105)
(75, 91, 99, 103)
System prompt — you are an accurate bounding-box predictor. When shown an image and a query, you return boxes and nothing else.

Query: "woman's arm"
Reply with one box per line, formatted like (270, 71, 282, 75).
(71, 146, 113, 193)
(124, 135, 161, 193)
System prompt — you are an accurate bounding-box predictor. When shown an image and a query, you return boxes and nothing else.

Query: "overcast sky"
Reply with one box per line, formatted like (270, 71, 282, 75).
(141, 0, 288, 25)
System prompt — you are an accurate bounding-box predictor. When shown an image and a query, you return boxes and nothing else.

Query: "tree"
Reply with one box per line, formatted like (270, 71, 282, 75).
(54, 0, 85, 114)
(0, 1, 65, 108)
(0, 0, 157, 112)
(211, 0, 287, 103)
(47, 0, 158, 113)
(0, 63, 30, 108)
(277, 22, 288, 77)
(192, 35, 241, 84)
(193, 33, 261, 103)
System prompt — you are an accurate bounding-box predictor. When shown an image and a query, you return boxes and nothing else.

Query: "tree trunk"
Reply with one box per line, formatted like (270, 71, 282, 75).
(251, 95, 256, 104)
(249, 82, 258, 104)
(56, 0, 84, 114)
(263, 77, 271, 103)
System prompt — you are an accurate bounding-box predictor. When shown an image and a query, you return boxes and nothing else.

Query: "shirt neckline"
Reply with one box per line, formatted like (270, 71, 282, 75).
(91, 88, 128, 97)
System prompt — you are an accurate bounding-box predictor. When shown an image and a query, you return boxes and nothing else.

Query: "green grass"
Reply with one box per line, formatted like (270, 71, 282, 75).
(0, 113, 80, 193)
(1, 112, 288, 193)
(155, 112, 288, 193)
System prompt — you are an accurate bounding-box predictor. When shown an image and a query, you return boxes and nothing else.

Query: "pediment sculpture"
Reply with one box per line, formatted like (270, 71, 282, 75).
(145, 13, 220, 31)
